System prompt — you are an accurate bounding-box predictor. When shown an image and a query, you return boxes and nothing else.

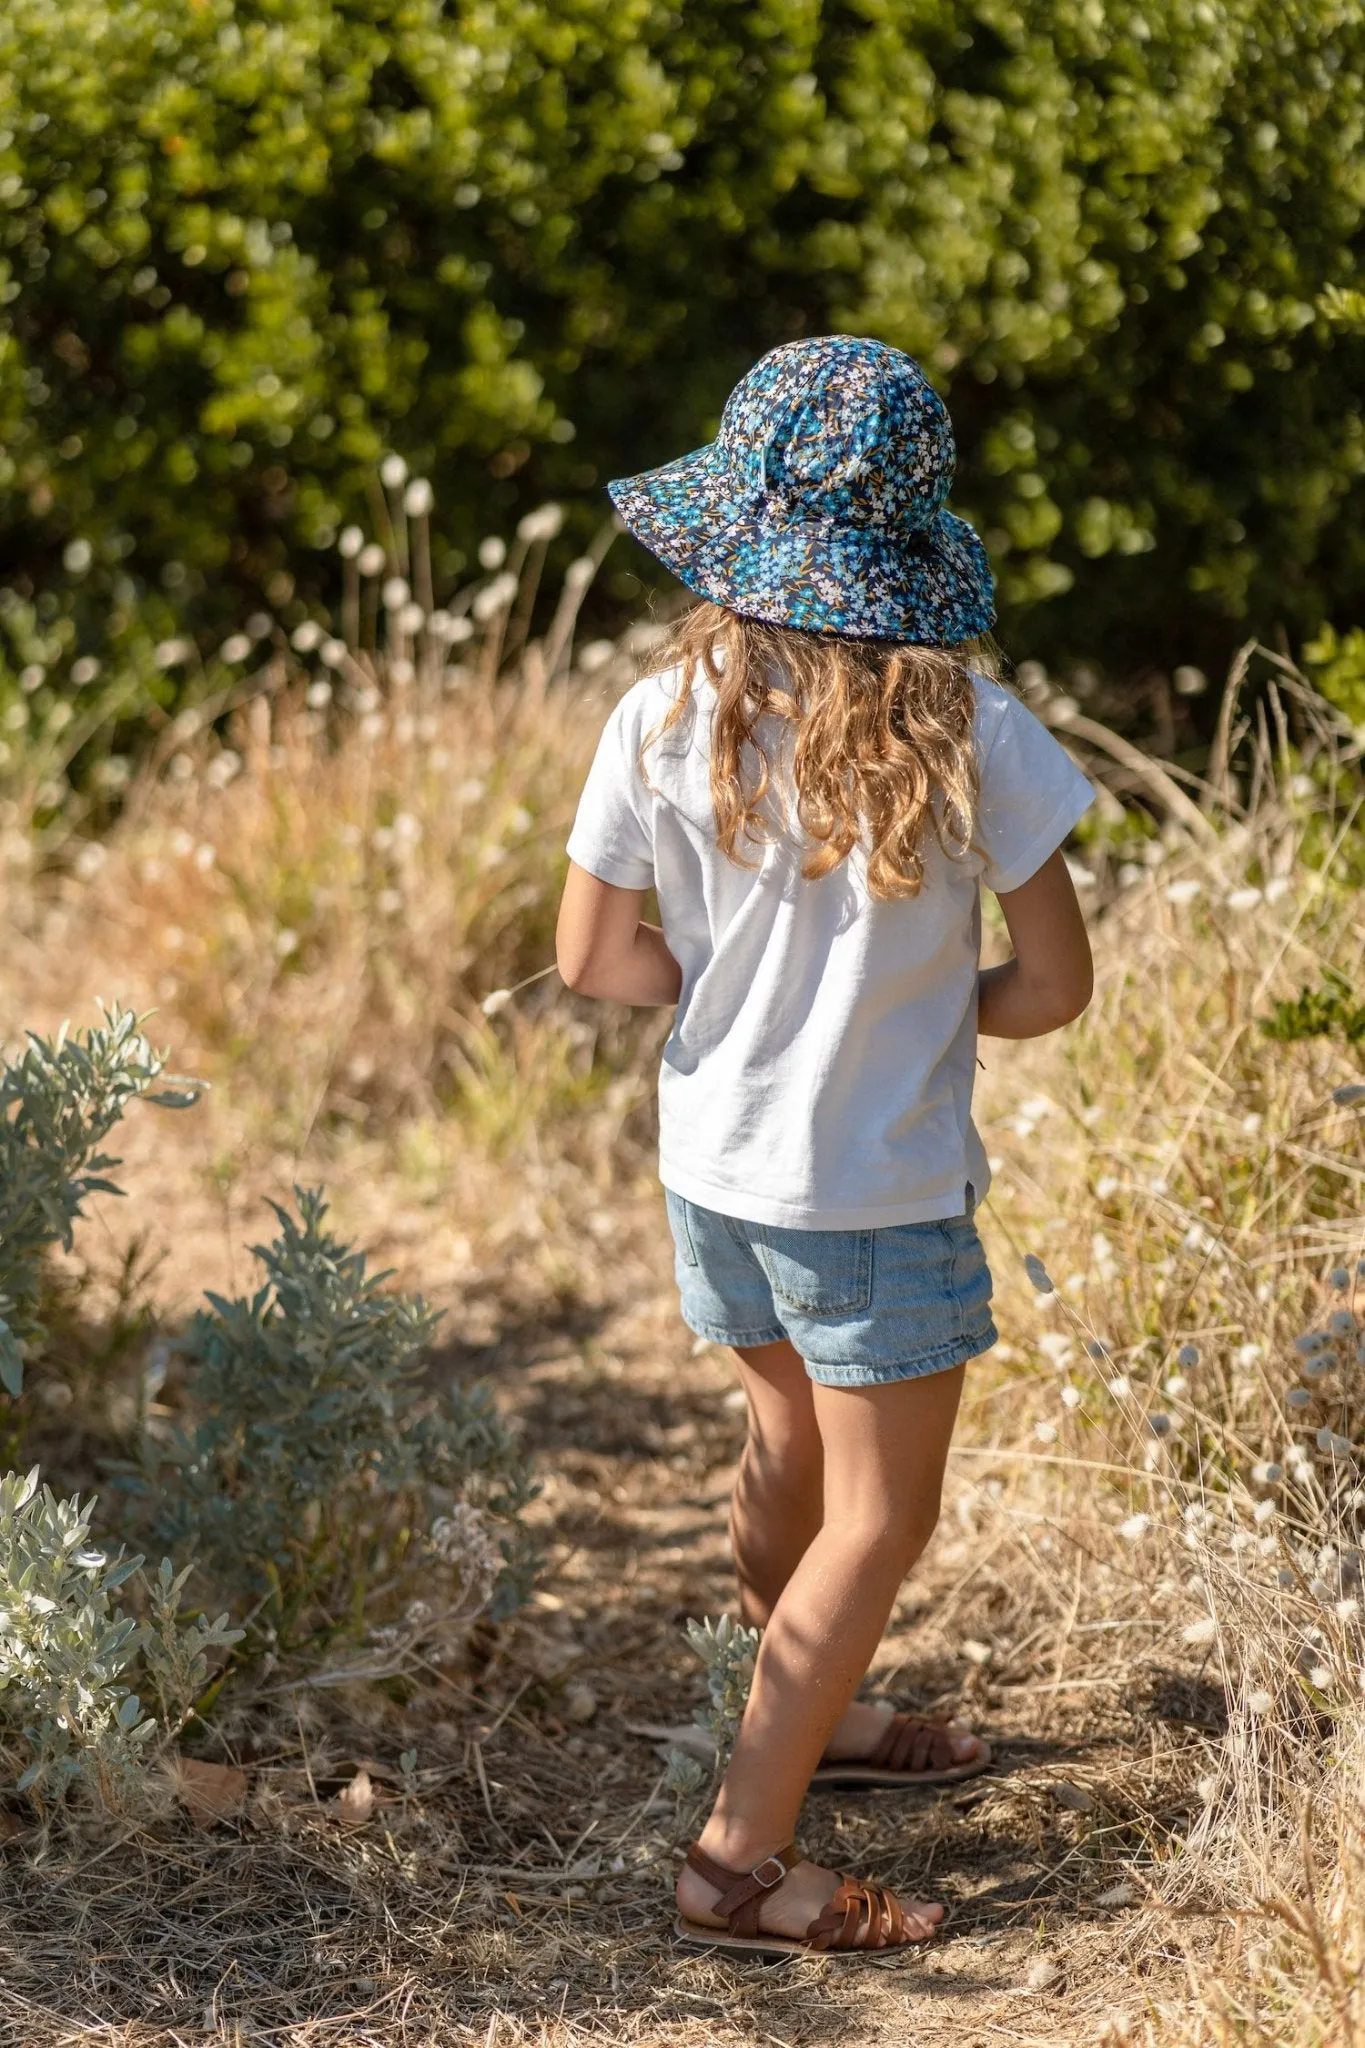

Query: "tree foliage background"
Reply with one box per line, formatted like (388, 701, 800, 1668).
(1, 0, 1363, 676)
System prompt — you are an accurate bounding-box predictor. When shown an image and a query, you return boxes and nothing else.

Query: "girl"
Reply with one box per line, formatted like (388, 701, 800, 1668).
(555, 336, 1096, 1958)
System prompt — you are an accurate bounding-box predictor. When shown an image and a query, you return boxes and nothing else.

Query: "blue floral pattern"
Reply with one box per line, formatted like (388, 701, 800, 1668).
(607, 334, 995, 643)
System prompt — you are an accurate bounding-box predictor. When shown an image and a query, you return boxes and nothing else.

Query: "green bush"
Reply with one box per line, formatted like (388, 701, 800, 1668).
(0, 1005, 199, 1405)
(1, 0, 1363, 680)
(0, 1470, 241, 1812)
(143, 1187, 539, 1653)
(0, 1006, 539, 1812)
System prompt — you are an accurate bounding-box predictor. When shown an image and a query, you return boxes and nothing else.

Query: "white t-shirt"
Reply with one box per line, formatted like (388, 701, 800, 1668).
(565, 664, 1096, 1229)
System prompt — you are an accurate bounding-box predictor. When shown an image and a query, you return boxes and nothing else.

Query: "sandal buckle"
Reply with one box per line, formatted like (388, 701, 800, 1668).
(751, 1854, 788, 1889)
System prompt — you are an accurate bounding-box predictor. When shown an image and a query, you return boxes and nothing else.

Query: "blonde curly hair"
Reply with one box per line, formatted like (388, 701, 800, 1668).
(639, 601, 1000, 903)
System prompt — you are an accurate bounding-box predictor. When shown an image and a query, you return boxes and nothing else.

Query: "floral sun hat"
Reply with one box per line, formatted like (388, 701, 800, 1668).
(607, 333, 995, 644)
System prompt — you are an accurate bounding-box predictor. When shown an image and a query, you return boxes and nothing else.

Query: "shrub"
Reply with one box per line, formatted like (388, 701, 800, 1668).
(1, 0, 1363, 679)
(0, 1467, 240, 1811)
(141, 1188, 539, 1658)
(0, 1004, 199, 1403)
(0, 1003, 540, 1810)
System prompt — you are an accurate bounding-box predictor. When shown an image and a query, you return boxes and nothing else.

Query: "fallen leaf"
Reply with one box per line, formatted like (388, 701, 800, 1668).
(334, 1768, 375, 1826)
(171, 1756, 249, 1828)
(0, 1809, 25, 1840)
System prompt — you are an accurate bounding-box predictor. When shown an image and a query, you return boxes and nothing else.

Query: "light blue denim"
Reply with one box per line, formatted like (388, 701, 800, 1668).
(663, 1187, 998, 1387)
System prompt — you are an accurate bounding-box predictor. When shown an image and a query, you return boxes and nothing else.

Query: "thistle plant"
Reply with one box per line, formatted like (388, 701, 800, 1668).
(0, 1004, 200, 1398)
(0, 1467, 240, 1812)
(139, 1188, 538, 1653)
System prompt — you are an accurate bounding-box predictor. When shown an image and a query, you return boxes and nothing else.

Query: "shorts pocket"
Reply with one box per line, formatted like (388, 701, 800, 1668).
(753, 1224, 873, 1318)
(664, 1187, 699, 1268)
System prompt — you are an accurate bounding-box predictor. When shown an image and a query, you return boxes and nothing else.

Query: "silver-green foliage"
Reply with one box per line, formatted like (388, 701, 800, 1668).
(0, 1467, 240, 1808)
(0, 1004, 199, 1397)
(662, 1614, 762, 1824)
(683, 1612, 761, 1781)
(147, 1188, 538, 1640)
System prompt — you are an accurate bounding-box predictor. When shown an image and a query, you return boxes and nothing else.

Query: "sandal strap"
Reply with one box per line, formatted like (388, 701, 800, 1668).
(806, 1874, 908, 1952)
(869, 1712, 960, 1774)
(683, 1840, 803, 1939)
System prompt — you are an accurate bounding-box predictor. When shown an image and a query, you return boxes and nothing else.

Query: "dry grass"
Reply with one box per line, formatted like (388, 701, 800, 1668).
(1, 616, 1364, 2044)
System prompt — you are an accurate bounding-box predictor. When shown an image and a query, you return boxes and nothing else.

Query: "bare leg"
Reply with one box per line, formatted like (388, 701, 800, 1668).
(678, 1365, 969, 1940)
(726, 1338, 984, 1766)
(727, 1338, 823, 1629)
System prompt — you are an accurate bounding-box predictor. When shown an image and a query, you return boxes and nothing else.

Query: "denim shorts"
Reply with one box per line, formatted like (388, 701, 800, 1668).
(663, 1188, 998, 1388)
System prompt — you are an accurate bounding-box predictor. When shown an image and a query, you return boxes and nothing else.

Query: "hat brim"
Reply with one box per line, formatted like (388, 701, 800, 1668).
(607, 442, 996, 644)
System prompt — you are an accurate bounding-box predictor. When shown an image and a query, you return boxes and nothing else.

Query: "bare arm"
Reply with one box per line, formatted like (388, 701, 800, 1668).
(555, 859, 682, 1005)
(977, 848, 1093, 1039)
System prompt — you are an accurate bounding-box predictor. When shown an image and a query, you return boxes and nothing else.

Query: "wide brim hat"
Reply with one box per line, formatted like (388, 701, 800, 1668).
(607, 335, 995, 645)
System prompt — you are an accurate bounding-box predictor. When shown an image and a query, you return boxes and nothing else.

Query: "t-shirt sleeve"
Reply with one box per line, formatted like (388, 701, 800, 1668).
(564, 691, 656, 889)
(975, 688, 1098, 895)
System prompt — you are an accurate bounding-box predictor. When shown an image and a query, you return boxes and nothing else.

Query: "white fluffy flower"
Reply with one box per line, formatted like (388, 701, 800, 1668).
(473, 570, 519, 621)
(517, 501, 564, 544)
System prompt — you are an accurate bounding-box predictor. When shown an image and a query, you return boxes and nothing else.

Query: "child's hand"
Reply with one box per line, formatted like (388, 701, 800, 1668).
(977, 850, 1092, 1039)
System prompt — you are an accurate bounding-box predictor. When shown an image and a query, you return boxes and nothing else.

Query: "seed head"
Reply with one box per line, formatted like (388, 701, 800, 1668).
(1023, 1254, 1053, 1294)
(517, 502, 565, 544)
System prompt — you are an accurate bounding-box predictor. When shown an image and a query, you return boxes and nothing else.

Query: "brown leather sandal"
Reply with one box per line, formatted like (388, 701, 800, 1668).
(676, 1840, 943, 1958)
(810, 1712, 993, 1788)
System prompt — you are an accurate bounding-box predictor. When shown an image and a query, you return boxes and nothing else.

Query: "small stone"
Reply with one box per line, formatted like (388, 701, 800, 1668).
(564, 1682, 598, 1724)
